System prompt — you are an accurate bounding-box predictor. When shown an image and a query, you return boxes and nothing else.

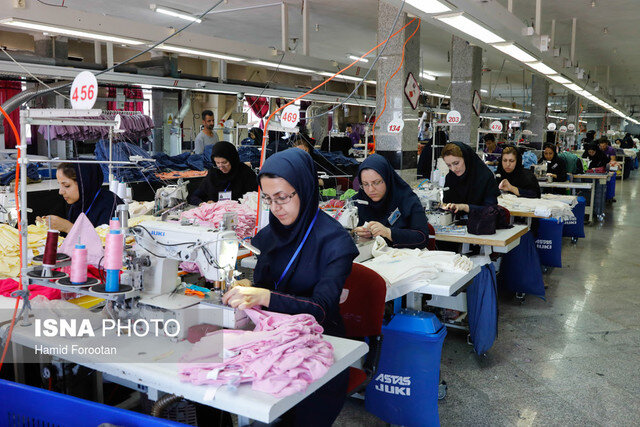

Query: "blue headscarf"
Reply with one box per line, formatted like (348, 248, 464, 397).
(66, 163, 123, 227)
(355, 154, 421, 225)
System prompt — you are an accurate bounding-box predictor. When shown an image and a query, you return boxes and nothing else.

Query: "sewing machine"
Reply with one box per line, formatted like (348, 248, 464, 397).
(534, 162, 550, 180)
(415, 184, 453, 226)
(154, 178, 189, 211)
(0, 187, 18, 226)
(126, 218, 250, 335)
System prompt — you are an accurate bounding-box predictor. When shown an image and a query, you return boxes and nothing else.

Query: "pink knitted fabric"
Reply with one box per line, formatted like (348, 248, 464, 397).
(180, 200, 256, 239)
(178, 308, 335, 397)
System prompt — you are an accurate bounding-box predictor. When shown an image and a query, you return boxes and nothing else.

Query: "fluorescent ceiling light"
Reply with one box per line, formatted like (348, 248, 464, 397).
(420, 72, 436, 81)
(481, 89, 488, 93)
(0, 18, 144, 45)
(492, 43, 538, 63)
(436, 14, 505, 44)
(157, 45, 243, 62)
(250, 60, 315, 74)
(365, 80, 376, 85)
(527, 62, 557, 75)
(421, 90, 450, 99)
(548, 75, 571, 84)
(348, 54, 368, 63)
(317, 72, 363, 82)
(563, 83, 583, 92)
(154, 6, 202, 23)
(406, 0, 451, 14)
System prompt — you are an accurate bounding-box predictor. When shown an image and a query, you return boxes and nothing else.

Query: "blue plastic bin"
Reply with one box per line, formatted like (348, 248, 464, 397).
(606, 175, 616, 200)
(535, 218, 564, 268)
(562, 196, 586, 239)
(0, 379, 186, 427)
(365, 310, 446, 427)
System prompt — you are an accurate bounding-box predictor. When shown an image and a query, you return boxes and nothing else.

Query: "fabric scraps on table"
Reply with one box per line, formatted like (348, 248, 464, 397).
(0, 222, 60, 279)
(178, 308, 334, 398)
(0, 278, 61, 300)
(498, 194, 576, 222)
(180, 200, 256, 240)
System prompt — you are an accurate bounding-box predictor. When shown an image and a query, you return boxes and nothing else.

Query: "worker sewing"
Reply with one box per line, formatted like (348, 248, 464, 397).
(188, 141, 258, 205)
(292, 133, 355, 189)
(583, 142, 610, 170)
(37, 163, 122, 233)
(441, 141, 500, 214)
(598, 137, 618, 166)
(539, 143, 567, 182)
(353, 154, 430, 249)
(240, 127, 263, 146)
(483, 133, 502, 165)
(496, 146, 541, 198)
(222, 148, 357, 426)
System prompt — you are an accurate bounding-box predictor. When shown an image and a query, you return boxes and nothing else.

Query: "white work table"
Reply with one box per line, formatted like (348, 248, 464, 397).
(435, 224, 529, 255)
(380, 264, 482, 301)
(3, 316, 367, 425)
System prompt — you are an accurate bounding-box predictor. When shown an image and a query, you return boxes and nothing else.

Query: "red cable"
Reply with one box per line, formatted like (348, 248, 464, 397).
(0, 105, 22, 373)
(254, 17, 418, 229)
(373, 19, 421, 150)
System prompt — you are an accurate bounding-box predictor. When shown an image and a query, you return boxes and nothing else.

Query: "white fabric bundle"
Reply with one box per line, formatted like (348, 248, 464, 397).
(498, 194, 576, 222)
(541, 194, 578, 207)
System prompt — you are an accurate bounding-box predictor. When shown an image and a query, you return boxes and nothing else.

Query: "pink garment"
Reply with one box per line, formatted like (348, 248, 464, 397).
(178, 308, 335, 397)
(180, 201, 256, 240)
(59, 213, 104, 266)
(0, 278, 61, 300)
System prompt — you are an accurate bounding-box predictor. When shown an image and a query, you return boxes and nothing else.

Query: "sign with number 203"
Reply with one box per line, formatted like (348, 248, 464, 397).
(70, 71, 98, 110)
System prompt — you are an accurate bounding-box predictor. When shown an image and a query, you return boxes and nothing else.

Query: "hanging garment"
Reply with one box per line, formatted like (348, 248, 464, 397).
(466, 260, 498, 355)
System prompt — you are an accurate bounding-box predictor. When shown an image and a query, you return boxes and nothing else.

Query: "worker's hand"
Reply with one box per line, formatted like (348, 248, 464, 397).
(36, 215, 73, 233)
(368, 221, 392, 241)
(498, 179, 514, 192)
(222, 286, 270, 310)
(546, 173, 557, 179)
(318, 178, 325, 187)
(442, 203, 469, 213)
(233, 278, 252, 288)
(354, 226, 372, 239)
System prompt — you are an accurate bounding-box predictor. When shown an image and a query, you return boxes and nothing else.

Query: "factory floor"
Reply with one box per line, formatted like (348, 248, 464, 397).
(336, 174, 640, 426)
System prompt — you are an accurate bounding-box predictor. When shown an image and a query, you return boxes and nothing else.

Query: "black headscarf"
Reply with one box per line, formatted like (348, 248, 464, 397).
(583, 142, 609, 169)
(66, 163, 123, 227)
(189, 141, 258, 204)
(248, 127, 263, 146)
(539, 143, 567, 182)
(252, 149, 358, 333)
(443, 141, 500, 206)
(621, 133, 635, 149)
(496, 146, 541, 198)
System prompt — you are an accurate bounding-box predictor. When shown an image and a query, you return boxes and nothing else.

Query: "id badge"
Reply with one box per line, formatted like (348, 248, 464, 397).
(388, 208, 401, 226)
(218, 191, 232, 201)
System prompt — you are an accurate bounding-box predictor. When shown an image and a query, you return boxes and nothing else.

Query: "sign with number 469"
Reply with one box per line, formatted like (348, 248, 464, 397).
(70, 71, 98, 110)
(281, 105, 300, 128)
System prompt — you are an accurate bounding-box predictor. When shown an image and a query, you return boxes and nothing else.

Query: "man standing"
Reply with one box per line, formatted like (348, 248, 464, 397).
(346, 123, 360, 147)
(194, 110, 219, 154)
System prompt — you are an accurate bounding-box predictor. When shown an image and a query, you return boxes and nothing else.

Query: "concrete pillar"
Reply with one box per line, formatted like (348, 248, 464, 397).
(151, 90, 179, 154)
(375, 2, 420, 183)
(530, 74, 549, 143)
(449, 36, 482, 147)
(566, 93, 578, 148)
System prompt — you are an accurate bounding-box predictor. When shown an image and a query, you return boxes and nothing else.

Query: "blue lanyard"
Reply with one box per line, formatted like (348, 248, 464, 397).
(84, 189, 102, 216)
(224, 182, 231, 192)
(275, 209, 320, 289)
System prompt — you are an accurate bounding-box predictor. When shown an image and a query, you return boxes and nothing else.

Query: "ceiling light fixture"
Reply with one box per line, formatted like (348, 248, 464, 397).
(492, 43, 538, 63)
(157, 45, 243, 61)
(548, 75, 571, 84)
(250, 60, 315, 74)
(0, 18, 144, 45)
(406, 0, 451, 14)
(420, 72, 436, 81)
(527, 62, 557, 75)
(481, 89, 488, 93)
(347, 54, 368, 63)
(317, 71, 363, 82)
(435, 14, 505, 44)
(563, 83, 583, 92)
(154, 6, 202, 23)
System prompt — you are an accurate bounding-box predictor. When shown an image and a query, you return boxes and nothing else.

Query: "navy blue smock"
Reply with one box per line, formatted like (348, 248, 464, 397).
(66, 163, 123, 228)
(251, 148, 359, 336)
(355, 154, 429, 249)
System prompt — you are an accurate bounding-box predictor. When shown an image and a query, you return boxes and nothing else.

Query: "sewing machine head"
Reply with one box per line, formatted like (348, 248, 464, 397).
(534, 162, 548, 179)
(130, 220, 239, 296)
(154, 179, 189, 211)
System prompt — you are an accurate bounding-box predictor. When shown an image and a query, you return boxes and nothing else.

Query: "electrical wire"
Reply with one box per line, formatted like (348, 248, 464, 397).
(0, 105, 22, 374)
(0, 48, 71, 101)
(372, 18, 421, 150)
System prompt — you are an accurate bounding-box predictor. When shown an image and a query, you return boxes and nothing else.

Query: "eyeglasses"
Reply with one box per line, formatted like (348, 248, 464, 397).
(261, 191, 297, 206)
(361, 179, 384, 189)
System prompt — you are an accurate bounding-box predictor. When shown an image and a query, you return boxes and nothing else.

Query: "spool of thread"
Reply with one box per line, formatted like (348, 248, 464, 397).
(70, 243, 87, 284)
(125, 187, 132, 201)
(109, 216, 121, 230)
(42, 230, 59, 267)
(109, 180, 119, 194)
(104, 229, 123, 292)
(117, 182, 127, 200)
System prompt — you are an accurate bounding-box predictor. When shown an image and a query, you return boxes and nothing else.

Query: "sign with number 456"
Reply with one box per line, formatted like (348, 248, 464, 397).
(70, 71, 98, 110)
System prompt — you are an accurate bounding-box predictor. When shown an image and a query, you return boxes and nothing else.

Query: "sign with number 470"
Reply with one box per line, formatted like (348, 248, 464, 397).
(70, 71, 98, 110)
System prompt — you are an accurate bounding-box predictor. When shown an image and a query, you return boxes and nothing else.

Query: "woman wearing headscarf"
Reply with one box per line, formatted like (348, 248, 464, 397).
(441, 141, 500, 215)
(291, 133, 353, 189)
(496, 146, 541, 198)
(188, 141, 258, 205)
(353, 154, 429, 249)
(539, 143, 567, 182)
(582, 142, 609, 169)
(240, 127, 263, 146)
(222, 149, 358, 426)
(37, 163, 123, 233)
(621, 133, 636, 149)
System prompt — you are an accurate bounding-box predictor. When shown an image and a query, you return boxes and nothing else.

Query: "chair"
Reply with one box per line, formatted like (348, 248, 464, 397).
(427, 223, 436, 250)
(339, 263, 387, 395)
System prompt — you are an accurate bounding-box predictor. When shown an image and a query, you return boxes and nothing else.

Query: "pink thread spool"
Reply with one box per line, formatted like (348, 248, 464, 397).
(42, 230, 59, 268)
(109, 217, 121, 230)
(104, 230, 124, 270)
(70, 243, 88, 284)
